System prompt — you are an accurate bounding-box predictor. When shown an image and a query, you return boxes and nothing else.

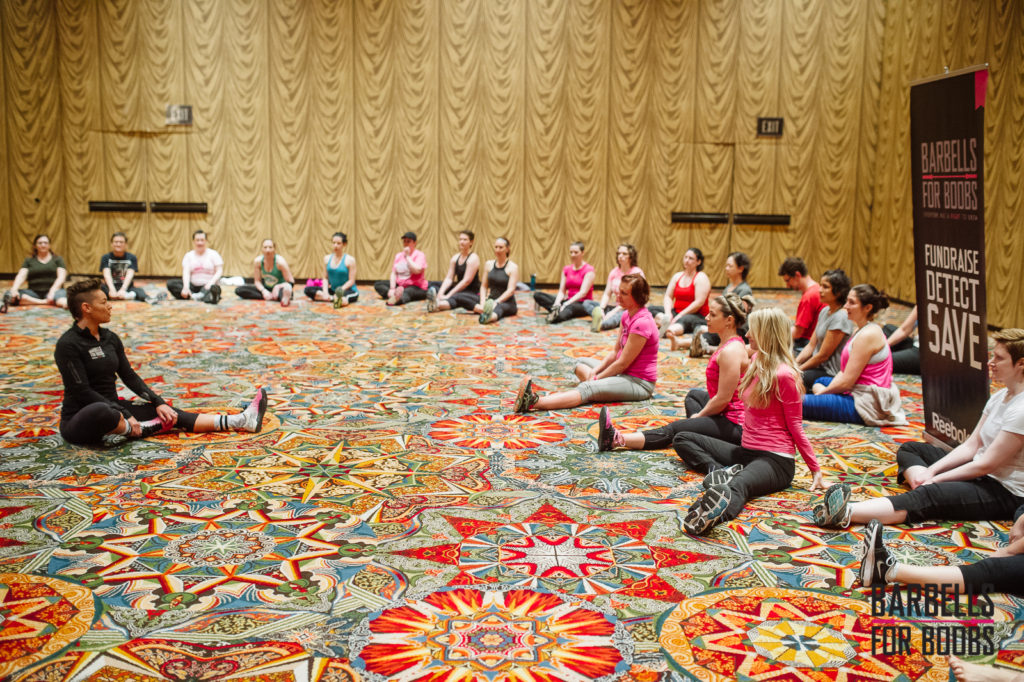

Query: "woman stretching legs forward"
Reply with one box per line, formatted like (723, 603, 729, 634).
(515, 274, 657, 411)
(674, 307, 824, 535)
(475, 237, 519, 324)
(598, 293, 751, 450)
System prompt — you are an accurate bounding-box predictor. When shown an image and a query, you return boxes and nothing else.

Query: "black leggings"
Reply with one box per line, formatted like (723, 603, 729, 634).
(303, 285, 358, 303)
(672, 432, 796, 522)
(533, 292, 589, 323)
(490, 299, 518, 320)
(100, 283, 148, 302)
(167, 280, 221, 302)
(447, 291, 481, 311)
(959, 555, 1024, 597)
(641, 388, 743, 449)
(373, 281, 427, 304)
(801, 367, 830, 392)
(236, 284, 292, 300)
(646, 306, 705, 333)
(883, 323, 921, 374)
(60, 400, 200, 446)
(890, 441, 1024, 522)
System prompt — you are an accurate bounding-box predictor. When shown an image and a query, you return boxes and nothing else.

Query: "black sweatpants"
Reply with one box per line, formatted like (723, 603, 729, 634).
(60, 400, 200, 446)
(641, 388, 743, 449)
(890, 441, 1024, 522)
(672, 432, 796, 523)
(167, 280, 221, 303)
(373, 281, 427, 304)
(533, 292, 590, 323)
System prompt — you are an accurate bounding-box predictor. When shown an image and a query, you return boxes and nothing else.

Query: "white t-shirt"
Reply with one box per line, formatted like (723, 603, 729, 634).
(978, 388, 1024, 496)
(182, 249, 223, 286)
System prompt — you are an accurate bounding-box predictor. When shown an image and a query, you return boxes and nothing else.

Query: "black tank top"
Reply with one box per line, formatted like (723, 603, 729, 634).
(488, 261, 510, 292)
(455, 254, 480, 290)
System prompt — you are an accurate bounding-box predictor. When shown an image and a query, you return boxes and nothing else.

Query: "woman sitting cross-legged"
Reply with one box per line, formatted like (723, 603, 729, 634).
(533, 241, 597, 324)
(475, 237, 519, 324)
(590, 243, 644, 332)
(813, 328, 1024, 534)
(673, 307, 824, 535)
(597, 292, 751, 451)
(56, 279, 269, 445)
(802, 284, 907, 426)
(795, 268, 854, 391)
(306, 232, 358, 307)
(514, 274, 656, 412)
(235, 238, 295, 306)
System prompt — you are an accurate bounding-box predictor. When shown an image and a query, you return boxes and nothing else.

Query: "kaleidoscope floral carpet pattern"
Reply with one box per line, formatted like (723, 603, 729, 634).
(0, 289, 1020, 681)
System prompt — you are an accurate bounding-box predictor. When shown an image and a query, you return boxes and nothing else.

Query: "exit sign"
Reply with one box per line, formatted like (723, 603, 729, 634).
(757, 117, 784, 137)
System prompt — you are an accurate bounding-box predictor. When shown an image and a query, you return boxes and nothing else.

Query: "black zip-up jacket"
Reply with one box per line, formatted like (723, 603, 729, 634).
(54, 323, 165, 421)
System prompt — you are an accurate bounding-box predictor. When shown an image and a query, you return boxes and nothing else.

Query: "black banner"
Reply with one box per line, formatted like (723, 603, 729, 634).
(911, 68, 988, 446)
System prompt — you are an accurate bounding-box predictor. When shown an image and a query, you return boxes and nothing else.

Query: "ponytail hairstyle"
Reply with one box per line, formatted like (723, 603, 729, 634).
(715, 293, 750, 331)
(738, 307, 803, 408)
(851, 283, 890, 319)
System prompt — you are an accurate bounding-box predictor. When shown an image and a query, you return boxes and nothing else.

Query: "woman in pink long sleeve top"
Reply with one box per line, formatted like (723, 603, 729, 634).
(674, 307, 825, 535)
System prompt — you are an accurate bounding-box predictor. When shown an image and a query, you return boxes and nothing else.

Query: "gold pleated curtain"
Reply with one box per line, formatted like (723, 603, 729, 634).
(2, 0, 1022, 326)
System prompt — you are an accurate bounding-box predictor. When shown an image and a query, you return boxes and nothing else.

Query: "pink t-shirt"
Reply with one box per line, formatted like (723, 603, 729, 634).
(392, 249, 428, 289)
(740, 362, 819, 471)
(564, 262, 595, 301)
(182, 249, 223, 286)
(606, 265, 644, 298)
(706, 336, 745, 426)
(618, 307, 659, 383)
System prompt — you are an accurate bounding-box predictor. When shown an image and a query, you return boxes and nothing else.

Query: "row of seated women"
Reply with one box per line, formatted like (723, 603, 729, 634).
(510, 272, 1023, 598)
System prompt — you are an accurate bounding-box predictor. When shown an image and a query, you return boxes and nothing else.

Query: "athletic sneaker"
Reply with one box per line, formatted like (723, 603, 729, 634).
(859, 519, 897, 587)
(148, 291, 168, 306)
(239, 388, 269, 433)
(513, 377, 538, 413)
(138, 419, 173, 437)
(281, 287, 292, 307)
(683, 484, 732, 535)
(546, 305, 561, 324)
(597, 406, 616, 451)
(479, 298, 496, 324)
(0, 291, 10, 314)
(426, 287, 438, 312)
(813, 483, 852, 528)
(590, 307, 604, 333)
(703, 464, 743, 489)
(333, 290, 346, 309)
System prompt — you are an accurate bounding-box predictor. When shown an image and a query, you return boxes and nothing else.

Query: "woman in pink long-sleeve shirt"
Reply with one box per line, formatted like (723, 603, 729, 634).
(675, 307, 825, 535)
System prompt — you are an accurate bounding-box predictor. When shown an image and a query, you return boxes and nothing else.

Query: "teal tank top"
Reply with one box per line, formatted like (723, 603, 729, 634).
(327, 255, 357, 292)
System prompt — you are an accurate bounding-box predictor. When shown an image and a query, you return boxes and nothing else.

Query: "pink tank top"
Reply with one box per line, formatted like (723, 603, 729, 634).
(707, 336, 745, 425)
(839, 324, 894, 388)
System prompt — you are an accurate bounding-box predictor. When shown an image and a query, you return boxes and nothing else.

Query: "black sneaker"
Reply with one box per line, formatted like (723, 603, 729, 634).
(702, 464, 743, 489)
(0, 291, 10, 314)
(813, 483, 852, 528)
(859, 519, 895, 587)
(513, 377, 537, 413)
(597, 407, 616, 451)
(683, 484, 732, 535)
(138, 420, 172, 437)
(209, 288, 221, 304)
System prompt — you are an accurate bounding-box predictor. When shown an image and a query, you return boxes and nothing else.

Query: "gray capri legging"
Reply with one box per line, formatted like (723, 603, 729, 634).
(575, 357, 655, 403)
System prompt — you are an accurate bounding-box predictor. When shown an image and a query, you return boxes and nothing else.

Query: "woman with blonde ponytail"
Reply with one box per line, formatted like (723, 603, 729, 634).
(674, 307, 824, 535)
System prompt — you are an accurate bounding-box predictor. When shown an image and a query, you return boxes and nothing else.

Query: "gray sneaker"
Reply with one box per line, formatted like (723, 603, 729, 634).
(702, 464, 743, 489)
(683, 484, 732, 535)
(813, 483, 852, 528)
(426, 287, 438, 312)
(513, 377, 538, 413)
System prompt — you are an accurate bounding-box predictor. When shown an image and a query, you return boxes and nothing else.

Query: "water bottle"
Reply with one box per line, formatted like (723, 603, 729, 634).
(530, 274, 536, 291)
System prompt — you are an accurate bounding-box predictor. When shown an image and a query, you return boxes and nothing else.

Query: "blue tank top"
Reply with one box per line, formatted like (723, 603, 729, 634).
(327, 255, 357, 292)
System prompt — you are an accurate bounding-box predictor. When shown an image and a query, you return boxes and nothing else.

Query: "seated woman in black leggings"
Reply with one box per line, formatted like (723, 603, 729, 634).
(533, 241, 597, 324)
(475, 237, 520, 324)
(814, 328, 1024, 536)
(56, 279, 269, 445)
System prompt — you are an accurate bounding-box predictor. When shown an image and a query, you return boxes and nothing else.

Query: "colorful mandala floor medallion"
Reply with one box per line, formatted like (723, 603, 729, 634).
(0, 572, 98, 679)
(658, 586, 949, 681)
(351, 586, 632, 681)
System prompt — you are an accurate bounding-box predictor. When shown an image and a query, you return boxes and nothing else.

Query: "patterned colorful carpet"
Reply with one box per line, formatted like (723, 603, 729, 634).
(0, 287, 1021, 681)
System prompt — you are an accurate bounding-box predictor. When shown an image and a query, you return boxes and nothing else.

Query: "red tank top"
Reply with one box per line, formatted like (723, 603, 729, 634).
(673, 274, 710, 316)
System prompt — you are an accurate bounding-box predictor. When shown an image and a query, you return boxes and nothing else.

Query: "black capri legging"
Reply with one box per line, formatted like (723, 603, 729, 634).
(491, 299, 518, 321)
(533, 292, 590, 323)
(447, 291, 481, 311)
(60, 400, 199, 446)
(959, 555, 1024, 597)
(641, 388, 743, 449)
